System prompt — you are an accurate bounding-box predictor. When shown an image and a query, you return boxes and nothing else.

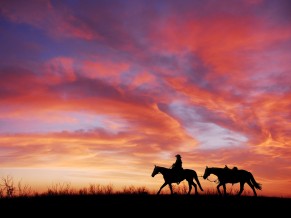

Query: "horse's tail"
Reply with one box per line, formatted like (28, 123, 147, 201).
(194, 172, 204, 191)
(250, 172, 262, 190)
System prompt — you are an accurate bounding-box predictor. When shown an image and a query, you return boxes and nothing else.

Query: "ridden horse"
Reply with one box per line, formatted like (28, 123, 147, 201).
(151, 165, 204, 195)
(203, 166, 262, 196)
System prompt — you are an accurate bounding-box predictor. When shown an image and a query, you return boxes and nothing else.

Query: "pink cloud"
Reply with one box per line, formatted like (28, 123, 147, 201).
(43, 57, 77, 84)
(0, 0, 96, 40)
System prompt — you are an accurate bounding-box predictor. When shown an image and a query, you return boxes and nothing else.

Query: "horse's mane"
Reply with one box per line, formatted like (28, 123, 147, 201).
(156, 165, 170, 170)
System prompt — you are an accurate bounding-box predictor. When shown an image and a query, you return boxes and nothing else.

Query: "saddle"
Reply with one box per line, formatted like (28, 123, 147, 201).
(171, 168, 183, 184)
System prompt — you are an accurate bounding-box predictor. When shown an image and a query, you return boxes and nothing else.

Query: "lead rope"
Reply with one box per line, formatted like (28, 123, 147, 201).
(206, 177, 219, 183)
(198, 175, 219, 183)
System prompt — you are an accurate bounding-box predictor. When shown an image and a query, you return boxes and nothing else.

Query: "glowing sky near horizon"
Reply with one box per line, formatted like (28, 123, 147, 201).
(0, 0, 290, 197)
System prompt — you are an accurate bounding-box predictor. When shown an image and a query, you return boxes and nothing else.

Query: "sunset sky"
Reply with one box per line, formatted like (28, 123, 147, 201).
(0, 0, 290, 197)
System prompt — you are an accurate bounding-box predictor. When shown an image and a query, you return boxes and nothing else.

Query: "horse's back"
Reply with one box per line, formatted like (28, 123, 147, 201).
(227, 169, 253, 182)
(183, 168, 197, 176)
(183, 168, 195, 172)
(238, 169, 252, 177)
(215, 168, 249, 182)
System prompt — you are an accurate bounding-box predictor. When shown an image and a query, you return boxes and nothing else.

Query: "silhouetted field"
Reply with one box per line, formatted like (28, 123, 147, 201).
(0, 194, 290, 216)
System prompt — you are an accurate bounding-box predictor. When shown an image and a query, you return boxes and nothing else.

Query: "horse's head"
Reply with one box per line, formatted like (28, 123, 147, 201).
(203, 166, 210, 179)
(151, 165, 159, 177)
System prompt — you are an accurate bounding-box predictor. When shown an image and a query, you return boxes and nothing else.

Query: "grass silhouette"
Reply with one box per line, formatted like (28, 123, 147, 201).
(1, 192, 290, 216)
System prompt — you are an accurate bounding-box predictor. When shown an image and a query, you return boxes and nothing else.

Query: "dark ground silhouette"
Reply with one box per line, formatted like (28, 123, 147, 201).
(0, 194, 290, 216)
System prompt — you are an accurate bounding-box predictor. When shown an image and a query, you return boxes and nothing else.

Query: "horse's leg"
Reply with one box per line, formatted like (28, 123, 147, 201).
(157, 182, 168, 195)
(168, 183, 174, 194)
(186, 180, 192, 194)
(238, 182, 244, 196)
(217, 183, 223, 195)
(186, 179, 195, 195)
(222, 184, 227, 196)
(246, 180, 257, 196)
(189, 180, 197, 195)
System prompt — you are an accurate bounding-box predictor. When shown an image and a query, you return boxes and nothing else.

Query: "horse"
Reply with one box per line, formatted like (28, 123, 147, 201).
(203, 166, 262, 196)
(151, 165, 204, 195)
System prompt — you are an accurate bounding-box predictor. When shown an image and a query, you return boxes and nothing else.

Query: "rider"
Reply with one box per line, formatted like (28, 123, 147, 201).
(171, 154, 183, 184)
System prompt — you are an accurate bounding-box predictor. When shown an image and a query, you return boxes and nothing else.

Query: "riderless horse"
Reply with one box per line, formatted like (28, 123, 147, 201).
(203, 166, 262, 196)
(151, 165, 204, 195)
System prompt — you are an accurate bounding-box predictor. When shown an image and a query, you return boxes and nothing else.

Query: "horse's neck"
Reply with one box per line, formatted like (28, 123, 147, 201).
(211, 168, 224, 175)
(158, 166, 170, 173)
